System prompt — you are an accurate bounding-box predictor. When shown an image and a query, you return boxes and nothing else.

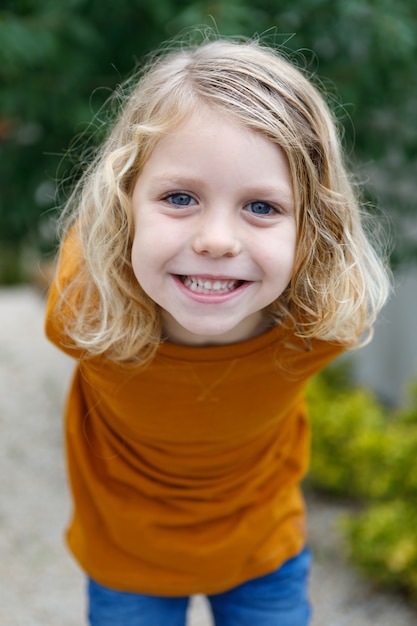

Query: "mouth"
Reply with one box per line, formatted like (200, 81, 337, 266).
(178, 275, 245, 295)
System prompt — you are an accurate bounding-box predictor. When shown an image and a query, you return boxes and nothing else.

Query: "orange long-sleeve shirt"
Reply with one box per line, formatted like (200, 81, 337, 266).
(45, 236, 344, 595)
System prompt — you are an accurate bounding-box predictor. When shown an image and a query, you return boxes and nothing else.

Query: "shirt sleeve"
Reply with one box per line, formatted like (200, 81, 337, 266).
(44, 226, 86, 359)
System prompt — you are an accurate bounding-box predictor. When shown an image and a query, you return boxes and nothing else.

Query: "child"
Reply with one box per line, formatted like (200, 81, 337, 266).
(45, 35, 390, 626)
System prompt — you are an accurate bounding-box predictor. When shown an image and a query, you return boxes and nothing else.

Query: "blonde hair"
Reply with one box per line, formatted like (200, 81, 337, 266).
(54, 34, 391, 364)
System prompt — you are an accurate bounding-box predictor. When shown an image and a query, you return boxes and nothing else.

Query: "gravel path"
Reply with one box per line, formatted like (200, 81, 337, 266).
(1, 285, 416, 625)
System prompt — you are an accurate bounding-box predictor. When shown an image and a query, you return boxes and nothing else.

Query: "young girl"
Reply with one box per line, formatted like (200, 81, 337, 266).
(45, 35, 390, 626)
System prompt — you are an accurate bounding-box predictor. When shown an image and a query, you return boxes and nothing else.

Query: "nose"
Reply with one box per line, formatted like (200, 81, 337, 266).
(192, 210, 242, 258)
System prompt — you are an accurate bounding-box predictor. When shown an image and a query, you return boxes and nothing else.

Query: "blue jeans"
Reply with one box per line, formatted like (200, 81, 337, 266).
(87, 547, 312, 625)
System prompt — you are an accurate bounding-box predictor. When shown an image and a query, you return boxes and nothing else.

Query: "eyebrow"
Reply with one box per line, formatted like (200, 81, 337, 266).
(242, 185, 294, 204)
(148, 173, 294, 203)
(147, 173, 203, 189)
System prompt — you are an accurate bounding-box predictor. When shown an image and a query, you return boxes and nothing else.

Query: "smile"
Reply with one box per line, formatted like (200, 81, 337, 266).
(179, 275, 244, 295)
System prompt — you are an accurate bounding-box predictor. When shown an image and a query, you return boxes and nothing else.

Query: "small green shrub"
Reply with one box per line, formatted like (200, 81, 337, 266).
(343, 500, 417, 600)
(307, 370, 390, 498)
(307, 365, 417, 600)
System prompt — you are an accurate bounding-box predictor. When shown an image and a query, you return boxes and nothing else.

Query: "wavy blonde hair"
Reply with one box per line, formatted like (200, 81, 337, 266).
(54, 34, 391, 363)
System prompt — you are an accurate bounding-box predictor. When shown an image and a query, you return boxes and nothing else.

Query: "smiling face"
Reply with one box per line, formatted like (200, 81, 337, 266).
(131, 107, 296, 346)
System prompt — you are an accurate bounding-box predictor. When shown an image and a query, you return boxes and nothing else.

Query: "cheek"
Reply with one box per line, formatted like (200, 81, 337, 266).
(131, 232, 151, 286)
(262, 232, 296, 273)
(131, 224, 173, 293)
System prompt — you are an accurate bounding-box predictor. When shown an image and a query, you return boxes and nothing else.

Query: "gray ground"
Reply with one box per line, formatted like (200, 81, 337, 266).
(1, 285, 416, 625)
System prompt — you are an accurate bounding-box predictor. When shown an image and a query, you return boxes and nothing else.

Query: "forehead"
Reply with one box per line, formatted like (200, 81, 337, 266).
(135, 108, 295, 211)
(148, 106, 287, 165)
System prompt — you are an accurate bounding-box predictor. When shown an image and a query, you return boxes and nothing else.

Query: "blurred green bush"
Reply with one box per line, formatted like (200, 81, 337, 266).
(307, 368, 417, 600)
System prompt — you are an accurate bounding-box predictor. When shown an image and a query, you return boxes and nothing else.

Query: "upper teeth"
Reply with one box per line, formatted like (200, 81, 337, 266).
(182, 276, 238, 293)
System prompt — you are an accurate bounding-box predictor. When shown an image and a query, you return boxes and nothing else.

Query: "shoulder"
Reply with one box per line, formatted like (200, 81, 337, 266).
(44, 225, 87, 358)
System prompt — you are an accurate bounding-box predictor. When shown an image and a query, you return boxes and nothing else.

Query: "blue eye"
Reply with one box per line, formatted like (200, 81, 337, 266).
(247, 201, 276, 216)
(166, 193, 194, 206)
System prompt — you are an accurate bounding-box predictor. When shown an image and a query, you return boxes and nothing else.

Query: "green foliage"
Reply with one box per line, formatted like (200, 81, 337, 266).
(307, 374, 389, 497)
(307, 365, 417, 599)
(308, 372, 417, 500)
(1, 0, 417, 280)
(343, 500, 417, 600)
